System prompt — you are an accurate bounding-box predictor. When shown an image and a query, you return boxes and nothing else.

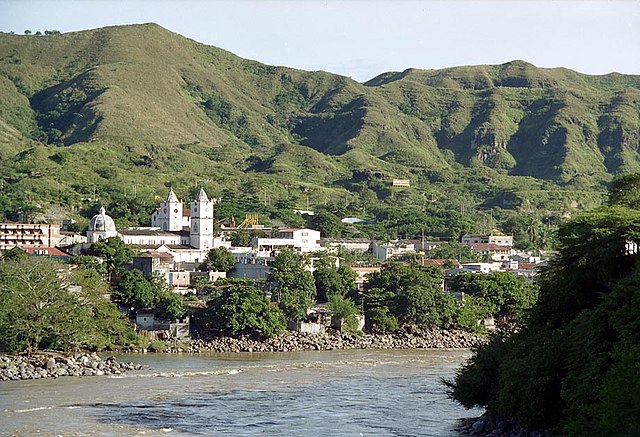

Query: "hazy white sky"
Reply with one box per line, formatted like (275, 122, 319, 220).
(2, 0, 639, 82)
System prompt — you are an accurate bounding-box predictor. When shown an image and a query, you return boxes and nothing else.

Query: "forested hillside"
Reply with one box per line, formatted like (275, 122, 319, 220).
(0, 24, 638, 241)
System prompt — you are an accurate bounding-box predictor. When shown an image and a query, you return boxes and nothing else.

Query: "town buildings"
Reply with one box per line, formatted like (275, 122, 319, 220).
(0, 222, 62, 251)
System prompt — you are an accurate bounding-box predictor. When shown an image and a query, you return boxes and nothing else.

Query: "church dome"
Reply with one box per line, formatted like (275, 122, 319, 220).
(89, 207, 116, 233)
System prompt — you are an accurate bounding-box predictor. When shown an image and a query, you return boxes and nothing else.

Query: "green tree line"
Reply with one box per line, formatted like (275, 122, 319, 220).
(446, 173, 640, 436)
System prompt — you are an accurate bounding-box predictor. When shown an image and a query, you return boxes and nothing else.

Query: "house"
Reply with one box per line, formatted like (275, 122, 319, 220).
(458, 262, 503, 274)
(468, 243, 514, 261)
(461, 233, 513, 247)
(0, 222, 62, 250)
(132, 251, 174, 279)
(419, 258, 461, 268)
(231, 247, 274, 280)
(371, 241, 415, 261)
(321, 238, 372, 253)
(135, 310, 191, 341)
(351, 266, 382, 290)
(19, 245, 71, 259)
(251, 228, 321, 253)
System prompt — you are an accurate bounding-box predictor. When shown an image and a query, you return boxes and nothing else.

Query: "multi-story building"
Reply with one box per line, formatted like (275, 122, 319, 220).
(251, 228, 321, 253)
(461, 233, 513, 247)
(0, 223, 62, 251)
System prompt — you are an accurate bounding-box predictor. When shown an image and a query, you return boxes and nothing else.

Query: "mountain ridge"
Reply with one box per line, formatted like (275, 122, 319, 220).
(0, 23, 638, 234)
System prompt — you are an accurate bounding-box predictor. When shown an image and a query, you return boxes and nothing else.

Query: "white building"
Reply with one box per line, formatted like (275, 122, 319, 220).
(371, 241, 416, 261)
(461, 233, 513, 247)
(151, 188, 190, 231)
(87, 207, 118, 243)
(251, 228, 321, 253)
(189, 188, 216, 251)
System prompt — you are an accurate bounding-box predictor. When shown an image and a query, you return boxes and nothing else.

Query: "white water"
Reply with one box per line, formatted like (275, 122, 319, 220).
(0, 349, 481, 436)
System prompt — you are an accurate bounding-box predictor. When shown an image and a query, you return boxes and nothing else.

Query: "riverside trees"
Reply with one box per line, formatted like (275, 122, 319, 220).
(0, 256, 135, 352)
(364, 263, 456, 331)
(269, 248, 316, 321)
(206, 280, 285, 338)
(447, 174, 640, 436)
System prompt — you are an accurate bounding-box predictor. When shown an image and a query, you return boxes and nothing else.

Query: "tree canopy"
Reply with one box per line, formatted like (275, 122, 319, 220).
(0, 257, 135, 352)
(112, 269, 186, 319)
(314, 264, 357, 302)
(88, 237, 134, 279)
(199, 247, 235, 272)
(269, 249, 316, 321)
(364, 263, 456, 331)
(448, 174, 640, 435)
(449, 272, 538, 321)
(206, 281, 285, 338)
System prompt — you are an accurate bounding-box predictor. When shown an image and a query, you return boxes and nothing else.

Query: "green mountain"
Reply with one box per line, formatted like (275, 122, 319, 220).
(0, 23, 638, 236)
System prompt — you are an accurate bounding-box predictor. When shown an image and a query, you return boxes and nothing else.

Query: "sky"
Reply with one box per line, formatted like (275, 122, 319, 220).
(1, 0, 639, 82)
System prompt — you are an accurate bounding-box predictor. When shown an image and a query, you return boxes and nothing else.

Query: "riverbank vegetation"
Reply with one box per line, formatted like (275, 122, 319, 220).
(446, 174, 640, 436)
(0, 253, 139, 353)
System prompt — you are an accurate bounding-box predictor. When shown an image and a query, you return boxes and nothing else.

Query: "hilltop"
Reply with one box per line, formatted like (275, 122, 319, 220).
(0, 23, 638, 238)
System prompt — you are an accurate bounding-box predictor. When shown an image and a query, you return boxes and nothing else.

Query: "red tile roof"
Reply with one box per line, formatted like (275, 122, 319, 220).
(421, 258, 461, 267)
(20, 246, 70, 257)
(470, 243, 512, 251)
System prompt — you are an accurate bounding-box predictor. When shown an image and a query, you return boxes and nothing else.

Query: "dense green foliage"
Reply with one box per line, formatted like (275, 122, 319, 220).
(112, 269, 186, 319)
(269, 249, 316, 321)
(449, 272, 538, 321)
(0, 24, 637, 244)
(364, 263, 456, 331)
(87, 237, 135, 279)
(0, 256, 136, 352)
(206, 280, 285, 337)
(448, 177, 640, 435)
(199, 247, 235, 272)
(313, 264, 357, 302)
(328, 294, 361, 333)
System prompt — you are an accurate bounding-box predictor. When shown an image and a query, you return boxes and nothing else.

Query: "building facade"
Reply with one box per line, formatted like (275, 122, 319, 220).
(0, 223, 62, 250)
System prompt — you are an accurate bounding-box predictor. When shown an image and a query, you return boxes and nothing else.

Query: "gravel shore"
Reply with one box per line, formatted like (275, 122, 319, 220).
(184, 328, 485, 353)
(0, 352, 144, 381)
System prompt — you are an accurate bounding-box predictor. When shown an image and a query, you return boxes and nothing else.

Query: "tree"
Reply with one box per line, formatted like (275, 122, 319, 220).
(228, 229, 252, 247)
(88, 237, 134, 279)
(24, 29, 31, 35)
(206, 282, 285, 338)
(0, 257, 135, 352)
(428, 242, 479, 262)
(449, 181, 640, 433)
(156, 290, 187, 320)
(269, 249, 316, 321)
(328, 294, 360, 332)
(314, 264, 357, 302)
(449, 272, 538, 321)
(310, 208, 344, 238)
(113, 269, 155, 311)
(199, 247, 235, 272)
(363, 263, 454, 330)
(1, 247, 27, 262)
(69, 254, 107, 276)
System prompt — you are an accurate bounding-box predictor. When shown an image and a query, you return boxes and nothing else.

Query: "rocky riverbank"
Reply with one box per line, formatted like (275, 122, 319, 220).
(457, 412, 557, 437)
(0, 352, 144, 381)
(186, 328, 484, 353)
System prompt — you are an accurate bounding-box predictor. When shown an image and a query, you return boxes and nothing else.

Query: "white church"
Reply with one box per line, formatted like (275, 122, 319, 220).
(87, 188, 227, 265)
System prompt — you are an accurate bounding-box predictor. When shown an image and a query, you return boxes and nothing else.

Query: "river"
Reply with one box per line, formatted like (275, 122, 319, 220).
(0, 349, 481, 436)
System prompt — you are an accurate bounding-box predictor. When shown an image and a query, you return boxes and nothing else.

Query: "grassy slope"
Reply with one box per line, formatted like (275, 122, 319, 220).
(0, 24, 638, 224)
